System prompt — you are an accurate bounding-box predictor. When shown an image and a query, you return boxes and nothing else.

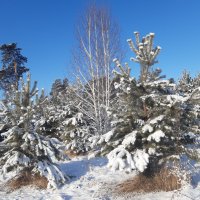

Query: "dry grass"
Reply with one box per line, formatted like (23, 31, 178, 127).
(6, 169, 48, 191)
(65, 150, 86, 159)
(117, 167, 182, 193)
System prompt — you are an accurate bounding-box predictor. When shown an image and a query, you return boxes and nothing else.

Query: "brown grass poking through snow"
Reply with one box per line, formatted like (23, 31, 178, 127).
(65, 150, 87, 159)
(117, 167, 182, 193)
(6, 169, 48, 191)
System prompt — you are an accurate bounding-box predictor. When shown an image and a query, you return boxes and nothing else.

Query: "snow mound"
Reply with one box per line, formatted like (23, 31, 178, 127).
(107, 146, 149, 172)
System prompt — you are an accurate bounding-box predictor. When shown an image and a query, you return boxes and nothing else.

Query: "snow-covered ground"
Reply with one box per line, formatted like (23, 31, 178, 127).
(0, 156, 200, 200)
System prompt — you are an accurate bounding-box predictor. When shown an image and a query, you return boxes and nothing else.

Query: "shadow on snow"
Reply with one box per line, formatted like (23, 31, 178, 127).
(59, 157, 108, 183)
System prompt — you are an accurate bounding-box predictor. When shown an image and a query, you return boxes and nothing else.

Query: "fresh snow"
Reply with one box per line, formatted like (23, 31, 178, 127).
(142, 124, 153, 133)
(148, 147, 156, 155)
(147, 130, 165, 142)
(0, 156, 200, 199)
(122, 131, 137, 146)
(107, 147, 149, 173)
(107, 146, 135, 171)
(97, 130, 114, 144)
(0, 157, 133, 200)
(133, 149, 149, 172)
(149, 115, 165, 124)
(167, 95, 189, 104)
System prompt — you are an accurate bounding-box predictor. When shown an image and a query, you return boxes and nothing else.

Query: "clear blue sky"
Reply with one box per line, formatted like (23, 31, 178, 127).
(0, 0, 200, 92)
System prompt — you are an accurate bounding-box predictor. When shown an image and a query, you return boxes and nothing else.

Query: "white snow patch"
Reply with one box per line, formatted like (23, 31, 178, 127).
(122, 131, 137, 146)
(133, 149, 149, 172)
(98, 130, 114, 144)
(142, 124, 153, 133)
(147, 130, 165, 142)
(104, 130, 114, 142)
(107, 147, 149, 173)
(150, 115, 165, 124)
(148, 148, 156, 155)
(107, 146, 135, 171)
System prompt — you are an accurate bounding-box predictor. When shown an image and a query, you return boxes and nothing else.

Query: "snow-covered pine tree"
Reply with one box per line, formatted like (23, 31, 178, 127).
(54, 87, 94, 154)
(0, 43, 29, 92)
(37, 83, 94, 154)
(97, 32, 198, 175)
(34, 79, 72, 138)
(50, 78, 68, 104)
(177, 71, 200, 158)
(0, 74, 68, 189)
(33, 95, 61, 138)
(177, 71, 195, 94)
(127, 32, 162, 83)
(177, 71, 200, 134)
(60, 105, 93, 154)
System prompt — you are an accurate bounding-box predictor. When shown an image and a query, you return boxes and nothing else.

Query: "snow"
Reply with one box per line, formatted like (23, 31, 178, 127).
(167, 95, 189, 104)
(133, 150, 149, 172)
(104, 130, 114, 142)
(98, 129, 114, 144)
(184, 132, 196, 139)
(122, 131, 137, 146)
(149, 32, 155, 36)
(142, 124, 153, 133)
(0, 124, 5, 131)
(107, 146, 135, 171)
(127, 87, 131, 92)
(148, 147, 156, 155)
(149, 115, 165, 124)
(143, 80, 171, 87)
(147, 130, 165, 142)
(35, 160, 67, 189)
(1, 156, 200, 200)
(107, 147, 149, 173)
(0, 157, 134, 200)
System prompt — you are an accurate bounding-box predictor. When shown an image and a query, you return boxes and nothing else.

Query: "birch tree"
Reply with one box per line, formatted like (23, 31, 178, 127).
(71, 5, 123, 134)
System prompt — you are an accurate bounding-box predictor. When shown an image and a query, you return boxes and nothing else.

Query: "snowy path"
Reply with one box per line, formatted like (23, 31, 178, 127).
(0, 156, 200, 200)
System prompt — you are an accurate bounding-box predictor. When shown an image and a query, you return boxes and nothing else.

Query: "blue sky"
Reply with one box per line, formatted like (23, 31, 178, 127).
(0, 0, 200, 92)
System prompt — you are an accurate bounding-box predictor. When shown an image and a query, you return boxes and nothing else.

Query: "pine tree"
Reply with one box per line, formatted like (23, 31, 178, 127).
(60, 105, 93, 154)
(0, 74, 68, 188)
(56, 90, 94, 153)
(127, 32, 162, 83)
(97, 32, 198, 175)
(37, 83, 94, 154)
(177, 71, 200, 136)
(50, 78, 68, 103)
(0, 43, 29, 91)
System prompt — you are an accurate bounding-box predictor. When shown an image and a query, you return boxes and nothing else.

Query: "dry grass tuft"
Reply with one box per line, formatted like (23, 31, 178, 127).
(65, 150, 86, 158)
(117, 167, 182, 193)
(6, 169, 48, 191)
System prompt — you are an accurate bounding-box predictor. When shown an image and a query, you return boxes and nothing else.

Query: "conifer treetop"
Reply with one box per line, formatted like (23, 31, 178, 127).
(127, 32, 161, 82)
